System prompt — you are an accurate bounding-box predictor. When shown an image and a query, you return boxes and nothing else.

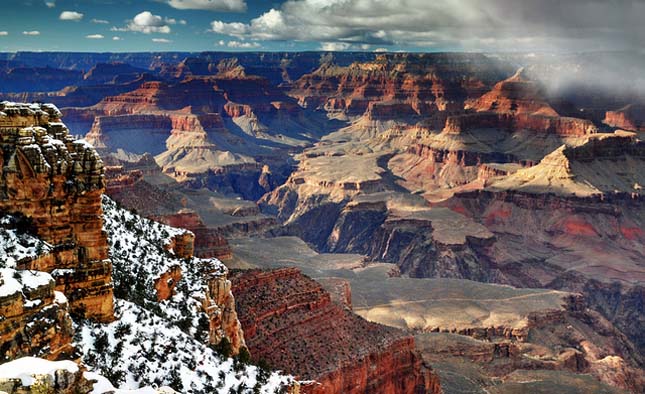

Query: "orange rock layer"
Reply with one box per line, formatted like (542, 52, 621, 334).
(0, 271, 74, 362)
(0, 102, 114, 322)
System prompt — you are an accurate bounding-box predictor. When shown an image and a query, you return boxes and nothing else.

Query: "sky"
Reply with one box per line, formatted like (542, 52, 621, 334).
(0, 0, 642, 53)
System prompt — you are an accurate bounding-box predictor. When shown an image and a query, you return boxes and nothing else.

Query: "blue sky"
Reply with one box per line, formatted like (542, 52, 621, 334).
(0, 0, 291, 52)
(0, 0, 641, 53)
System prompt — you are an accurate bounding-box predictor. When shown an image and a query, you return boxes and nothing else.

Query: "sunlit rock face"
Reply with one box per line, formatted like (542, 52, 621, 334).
(0, 102, 113, 322)
(289, 53, 512, 120)
(604, 104, 645, 132)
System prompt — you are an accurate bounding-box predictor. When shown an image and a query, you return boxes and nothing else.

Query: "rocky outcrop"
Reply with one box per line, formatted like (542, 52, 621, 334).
(443, 111, 598, 136)
(0, 358, 93, 394)
(467, 68, 559, 116)
(0, 270, 74, 362)
(101, 195, 246, 355)
(204, 267, 244, 353)
(230, 268, 441, 394)
(604, 104, 645, 131)
(486, 132, 644, 197)
(0, 102, 113, 322)
(154, 212, 232, 259)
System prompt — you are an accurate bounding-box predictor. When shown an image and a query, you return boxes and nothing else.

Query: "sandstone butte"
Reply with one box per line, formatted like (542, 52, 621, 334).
(0, 101, 114, 323)
(230, 268, 442, 394)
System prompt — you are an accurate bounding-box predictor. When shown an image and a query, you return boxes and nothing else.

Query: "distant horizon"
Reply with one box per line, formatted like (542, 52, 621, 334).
(0, 49, 639, 55)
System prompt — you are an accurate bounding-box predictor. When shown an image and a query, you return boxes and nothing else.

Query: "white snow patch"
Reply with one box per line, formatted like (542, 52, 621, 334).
(0, 268, 53, 298)
(85, 371, 174, 394)
(54, 290, 68, 304)
(0, 357, 78, 387)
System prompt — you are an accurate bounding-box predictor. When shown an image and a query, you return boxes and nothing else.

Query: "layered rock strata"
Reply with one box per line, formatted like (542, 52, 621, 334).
(230, 268, 441, 394)
(0, 270, 74, 362)
(289, 53, 512, 118)
(0, 102, 113, 322)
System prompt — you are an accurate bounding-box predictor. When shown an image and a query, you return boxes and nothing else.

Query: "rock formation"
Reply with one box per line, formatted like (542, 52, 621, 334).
(289, 53, 511, 119)
(604, 104, 645, 132)
(0, 270, 73, 362)
(467, 68, 559, 116)
(0, 102, 113, 322)
(230, 268, 441, 394)
(0, 358, 93, 394)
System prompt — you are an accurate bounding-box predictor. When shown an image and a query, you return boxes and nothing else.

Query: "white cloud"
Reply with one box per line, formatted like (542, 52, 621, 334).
(208, 0, 645, 52)
(112, 36, 122, 41)
(165, 0, 246, 12)
(23, 31, 41, 36)
(86, 34, 104, 39)
(152, 38, 173, 43)
(179, 19, 187, 25)
(319, 42, 351, 51)
(373, 47, 388, 53)
(0, 31, 8, 36)
(226, 40, 261, 49)
(210, 20, 248, 36)
(120, 11, 172, 34)
(91, 19, 109, 24)
(59, 11, 84, 21)
(45, 1, 55, 8)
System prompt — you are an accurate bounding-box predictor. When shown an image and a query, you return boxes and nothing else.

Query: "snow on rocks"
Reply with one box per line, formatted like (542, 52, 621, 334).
(0, 268, 53, 299)
(0, 216, 52, 269)
(75, 196, 293, 393)
(78, 300, 291, 393)
(0, 357, 78, 386)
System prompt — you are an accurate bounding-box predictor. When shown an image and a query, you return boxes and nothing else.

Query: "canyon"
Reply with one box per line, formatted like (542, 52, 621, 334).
(0, 50, 643, 393)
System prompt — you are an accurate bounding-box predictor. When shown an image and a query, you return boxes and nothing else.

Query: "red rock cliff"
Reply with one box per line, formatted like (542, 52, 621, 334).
(230, 268, 441, 394)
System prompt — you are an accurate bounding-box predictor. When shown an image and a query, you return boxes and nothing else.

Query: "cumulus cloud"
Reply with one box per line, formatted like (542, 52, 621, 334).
(86, 34, 104, 39)
(0, 31, 8, 36)
(211, 20, 248, 36)
(59, 11, 83, 21)
(23, 31, 40, 36)
(209, 0, 644, 52)
(165, 0, 246, 12)
(91, 19, 109, 24)
(152, 38, 172, 43)
(112, 36, 122, 41)
(45, 1, 55, 8)
(117, 11, 172, 34)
